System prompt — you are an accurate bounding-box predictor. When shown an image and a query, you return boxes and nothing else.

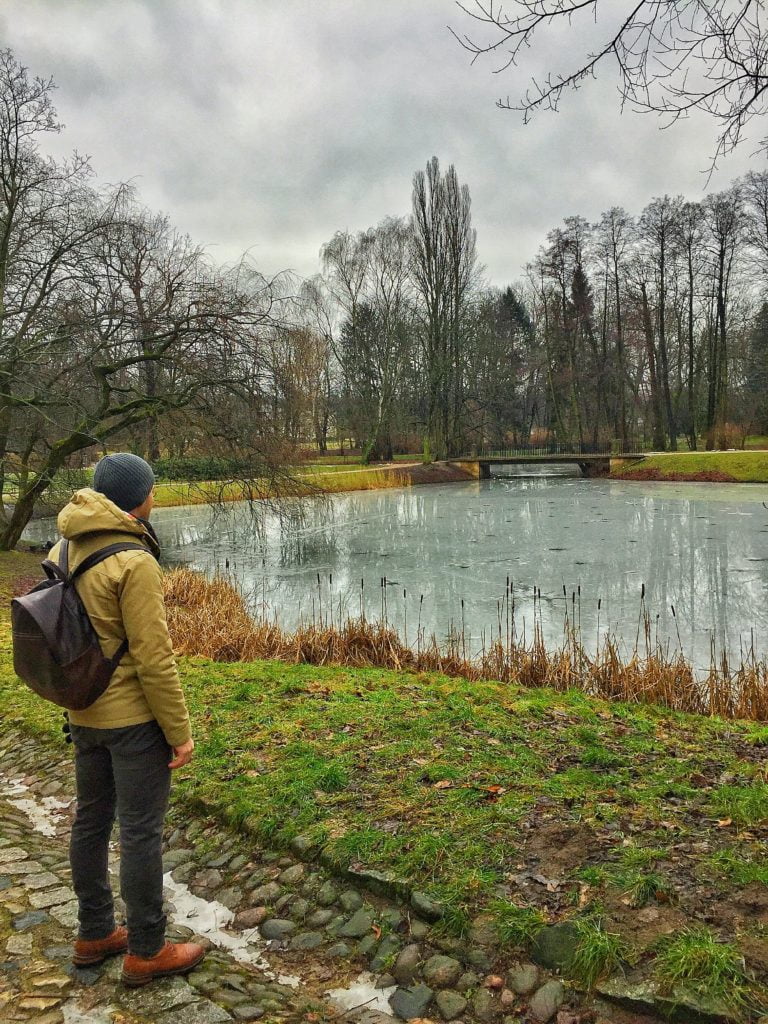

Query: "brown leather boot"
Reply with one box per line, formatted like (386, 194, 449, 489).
(121, 941, 205, 987)
(72, 925, 129, 966)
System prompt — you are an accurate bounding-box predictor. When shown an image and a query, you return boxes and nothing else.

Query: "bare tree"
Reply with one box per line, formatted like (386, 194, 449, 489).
(411, 157, 478, 458)
(702, 183, 746, 443)
(595, 207, 634, 447)
(322, 218, 413, 461)
(0, 51, 283, 548)
(639, 195, 684, 449)
(452, 1, 768, 166)
(743, 169, 768, 276)
(676, 200, 707, 448)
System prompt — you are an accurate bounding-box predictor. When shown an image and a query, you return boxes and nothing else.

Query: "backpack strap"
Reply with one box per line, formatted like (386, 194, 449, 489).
(41, 540, 149, 585)
(41, 539, 69, 582)
(68, 543, 151, 583)
(69, 543, 151, 668)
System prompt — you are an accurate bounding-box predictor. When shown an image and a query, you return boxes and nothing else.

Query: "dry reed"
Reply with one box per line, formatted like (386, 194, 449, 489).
(163, 568, 768, 723)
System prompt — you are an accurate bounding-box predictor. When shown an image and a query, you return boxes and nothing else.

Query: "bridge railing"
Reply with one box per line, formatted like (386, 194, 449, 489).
(466, 442, 647, 458)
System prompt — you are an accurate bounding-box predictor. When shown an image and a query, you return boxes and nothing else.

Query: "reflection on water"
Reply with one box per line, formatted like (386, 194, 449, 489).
(24, 474, 768, 669)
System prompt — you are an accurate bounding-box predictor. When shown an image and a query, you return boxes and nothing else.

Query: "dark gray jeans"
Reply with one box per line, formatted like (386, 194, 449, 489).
(70, 720, 171, 957)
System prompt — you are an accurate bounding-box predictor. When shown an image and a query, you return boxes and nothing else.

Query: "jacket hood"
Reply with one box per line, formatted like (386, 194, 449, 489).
(57, 488, 159, 555)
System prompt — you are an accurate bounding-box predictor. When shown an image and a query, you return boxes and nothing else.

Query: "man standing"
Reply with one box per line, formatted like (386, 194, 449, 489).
(50, 453, 204, 986)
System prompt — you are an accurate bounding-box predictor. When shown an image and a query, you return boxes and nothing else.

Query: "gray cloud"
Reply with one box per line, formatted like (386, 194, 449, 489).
(1, 0, 760, 285)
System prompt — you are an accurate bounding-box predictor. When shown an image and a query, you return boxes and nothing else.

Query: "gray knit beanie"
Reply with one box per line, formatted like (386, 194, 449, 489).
(93, 453, 155, 512)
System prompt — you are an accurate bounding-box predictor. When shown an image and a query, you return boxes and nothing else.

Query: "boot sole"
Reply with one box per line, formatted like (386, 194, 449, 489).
(121, 949, 205, 987)
(72, 946, 128, 967)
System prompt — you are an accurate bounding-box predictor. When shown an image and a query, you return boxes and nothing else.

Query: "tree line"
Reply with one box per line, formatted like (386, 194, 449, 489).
(292, 164, 768, 462)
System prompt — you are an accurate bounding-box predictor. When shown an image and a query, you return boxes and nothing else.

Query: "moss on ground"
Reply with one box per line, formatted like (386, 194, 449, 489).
(1, 552, 766, 1010)
(613, 450, 768, 482)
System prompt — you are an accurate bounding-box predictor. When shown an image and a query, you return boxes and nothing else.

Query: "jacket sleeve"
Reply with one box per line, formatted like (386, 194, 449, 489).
(117, 552, 192, 748)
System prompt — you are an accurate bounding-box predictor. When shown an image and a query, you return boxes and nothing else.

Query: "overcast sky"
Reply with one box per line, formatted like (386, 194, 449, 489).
(2, 1, 762, 287)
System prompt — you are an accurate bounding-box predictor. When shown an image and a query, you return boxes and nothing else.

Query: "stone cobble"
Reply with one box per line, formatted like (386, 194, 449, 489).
(0, 732, 322, 1024)
(0, 728, 660, 1024)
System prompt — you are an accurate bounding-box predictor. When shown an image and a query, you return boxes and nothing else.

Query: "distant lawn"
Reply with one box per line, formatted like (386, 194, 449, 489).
(613, 450, 768, 483)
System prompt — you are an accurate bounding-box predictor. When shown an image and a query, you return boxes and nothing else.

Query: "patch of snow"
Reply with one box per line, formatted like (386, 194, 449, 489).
(326, 972, 396, 1016)
(0, 776, 71, 837)
(163, 872, 300, 987)
(61, 999, 117, 1023)
(6, 796, 70, 837)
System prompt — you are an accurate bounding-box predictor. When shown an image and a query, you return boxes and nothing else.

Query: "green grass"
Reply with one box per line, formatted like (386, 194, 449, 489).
(710, 783, 768, 827)
(707, 847, 768, 887)
(747, 725, 768, 747)
(490, 901, 547, 946)
(617, 869, 669, 908)
(569, 914, 629, 989)
(612, 450, 768, 482)
(653, 927, 755, 1014)
(3, 640, 763, 947)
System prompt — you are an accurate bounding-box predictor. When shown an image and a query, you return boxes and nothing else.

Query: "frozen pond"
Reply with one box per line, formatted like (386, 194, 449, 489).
(25, 470, 768, 668)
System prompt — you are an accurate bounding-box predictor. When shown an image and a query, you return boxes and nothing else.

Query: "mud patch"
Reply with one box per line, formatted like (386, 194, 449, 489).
(603, 902, 688, 950)
(523, 822, 599, 877)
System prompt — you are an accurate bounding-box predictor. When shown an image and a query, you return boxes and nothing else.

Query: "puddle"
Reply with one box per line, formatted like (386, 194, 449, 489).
(327, 971, 396, 1015)
(164, 873, 300, 987)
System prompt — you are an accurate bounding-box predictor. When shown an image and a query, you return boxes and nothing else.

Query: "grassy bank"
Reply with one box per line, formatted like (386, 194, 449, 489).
(18, 459, 470, 517)
(1, 555, 766, 1013)
(135, 462, 469, 509)
(613, 450, 768, 482)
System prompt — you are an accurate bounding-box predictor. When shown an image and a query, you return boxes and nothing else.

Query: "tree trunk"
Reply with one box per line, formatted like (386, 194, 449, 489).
(640, 283, 666, 450)
(657, 237, 678, 450)
(687, 254, 697, 451)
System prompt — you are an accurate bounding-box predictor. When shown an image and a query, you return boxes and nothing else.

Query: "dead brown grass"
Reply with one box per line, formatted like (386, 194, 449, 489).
(163, 569, 768, 722)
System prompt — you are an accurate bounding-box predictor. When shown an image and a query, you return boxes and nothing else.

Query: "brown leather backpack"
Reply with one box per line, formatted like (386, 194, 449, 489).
(11, 539, 149, 710)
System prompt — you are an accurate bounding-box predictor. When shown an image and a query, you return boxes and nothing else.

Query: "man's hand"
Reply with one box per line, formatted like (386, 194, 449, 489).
(169, 737, 194, 770)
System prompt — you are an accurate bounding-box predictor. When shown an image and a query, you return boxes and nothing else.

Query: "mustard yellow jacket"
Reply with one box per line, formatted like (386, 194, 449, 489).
(49, 488, 191, 747)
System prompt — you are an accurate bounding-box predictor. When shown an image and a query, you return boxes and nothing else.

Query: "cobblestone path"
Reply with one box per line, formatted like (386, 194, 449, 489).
(0, 732, 392, 1024)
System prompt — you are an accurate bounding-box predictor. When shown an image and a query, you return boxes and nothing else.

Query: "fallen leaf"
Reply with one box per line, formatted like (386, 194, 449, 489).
(433, 780, 453, 790)
(532, 873, 561, 891)
(477, 784, 507, 802)
(372, 924, 382, 940)
(717, 817, 733, 828)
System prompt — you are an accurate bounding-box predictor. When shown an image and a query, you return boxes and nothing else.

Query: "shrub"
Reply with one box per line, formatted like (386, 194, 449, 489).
(151, 455, 254, 481)
(705, 421, 748, 450)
